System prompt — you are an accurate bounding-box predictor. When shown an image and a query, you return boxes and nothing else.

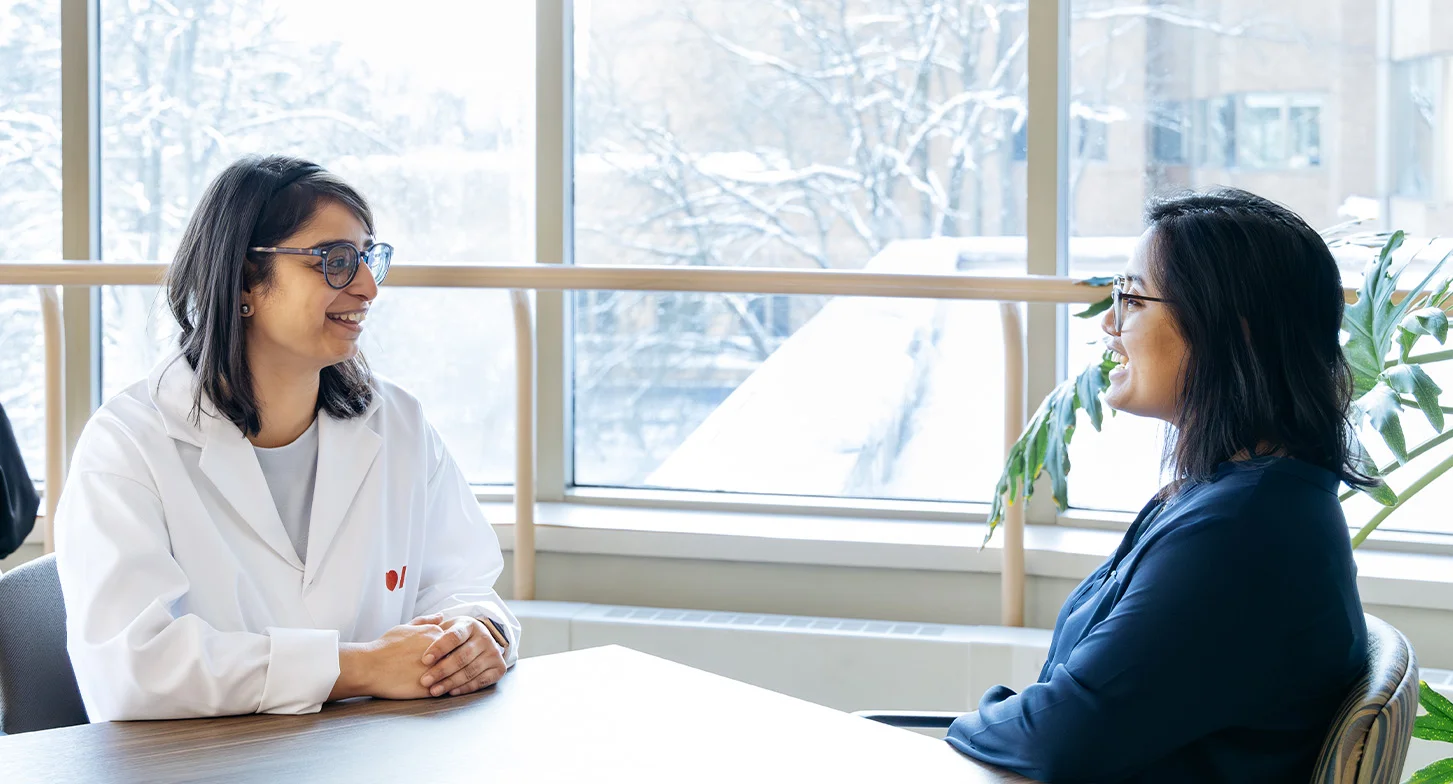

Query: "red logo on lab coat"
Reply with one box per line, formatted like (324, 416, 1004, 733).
(385, 565, 407, 591)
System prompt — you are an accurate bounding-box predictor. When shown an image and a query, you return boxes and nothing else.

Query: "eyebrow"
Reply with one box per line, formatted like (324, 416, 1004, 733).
(307, 238, 374, 249)
(1121, 274, 1148, 293)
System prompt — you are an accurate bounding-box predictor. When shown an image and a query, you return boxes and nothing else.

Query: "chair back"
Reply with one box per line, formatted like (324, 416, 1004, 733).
(1310, 614, 1418, 784)
(0, 553, 88, 734)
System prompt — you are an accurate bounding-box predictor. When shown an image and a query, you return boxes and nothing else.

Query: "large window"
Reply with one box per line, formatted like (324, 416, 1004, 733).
(1392, 57, 1445, 200)
(1066, 1, 1453, 537)
(96, 0, 534, 483)
(0, 0, 61, 479)
(571, 1, 1026, 501)
(13, 0, 1453, 540)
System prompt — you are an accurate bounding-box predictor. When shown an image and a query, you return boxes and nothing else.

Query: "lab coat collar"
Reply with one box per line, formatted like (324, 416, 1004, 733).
(148, 354, 383, 575)
(304, 408, 381, 586)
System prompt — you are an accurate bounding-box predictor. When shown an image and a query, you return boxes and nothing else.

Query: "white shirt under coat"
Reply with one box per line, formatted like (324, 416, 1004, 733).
(55, 355, 520, 722)
(253, 417, 319, 563)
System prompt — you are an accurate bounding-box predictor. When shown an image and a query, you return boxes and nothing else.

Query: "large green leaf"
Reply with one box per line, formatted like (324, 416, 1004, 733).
(1431, 276, 1453, 309)
(1417, 716, 1453, 743)
(1407, 758, 1453, 784)
(1399, 308, 1450, 361)
(985, 353, 1115, 541)
(1348, 432, 1399, 506)
(1385, 364, 1445, 432)
(1424, 681, 1453, 725)
(1074, 297, 1112, 319)
(1358, 382, 1409, 463)
(1343, 231, 1405, 394)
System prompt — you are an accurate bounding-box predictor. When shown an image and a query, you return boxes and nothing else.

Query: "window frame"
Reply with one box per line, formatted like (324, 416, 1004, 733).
(45, 0, 1449, 553)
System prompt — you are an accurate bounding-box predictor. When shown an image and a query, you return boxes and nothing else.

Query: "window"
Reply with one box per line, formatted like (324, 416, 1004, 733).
(1149, 101, 1187, 165)
(1235, 94, 1322, 170)
(17, 0, 1453, 543)
(1015, 115, 1108, 163)
(1392, 57, 1443, 199)
(1193, 96, 1236, 169)
(0, 0, 61, 479)
(1067, 1, 1453, 537)
(96, 0, 534, 484)
(571, 0, 1026, 500)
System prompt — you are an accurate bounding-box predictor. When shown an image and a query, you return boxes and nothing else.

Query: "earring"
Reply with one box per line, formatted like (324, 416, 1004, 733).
(240, 303, 252, 316)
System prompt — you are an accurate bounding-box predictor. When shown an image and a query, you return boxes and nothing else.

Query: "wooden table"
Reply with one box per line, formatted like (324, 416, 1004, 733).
(0, 645, 1030, 783)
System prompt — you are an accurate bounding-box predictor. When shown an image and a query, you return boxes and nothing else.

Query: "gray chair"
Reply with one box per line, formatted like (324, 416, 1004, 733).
(0, 553, 89, 734)
(856, 613, 1418, 784)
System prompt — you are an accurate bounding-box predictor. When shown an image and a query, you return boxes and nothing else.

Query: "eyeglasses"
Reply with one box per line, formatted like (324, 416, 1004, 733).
(1110, 274, 1169, 333)
(249, 242, 394, 289)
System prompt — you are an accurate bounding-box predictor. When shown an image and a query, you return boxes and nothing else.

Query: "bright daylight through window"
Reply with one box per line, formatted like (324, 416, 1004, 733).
(87, 0, 534, 484)
(0, 0, 60, 481)
(572, 1, 1025, 502)
(1063, 0, 1453, 535)
(4, 0, 1453, 536)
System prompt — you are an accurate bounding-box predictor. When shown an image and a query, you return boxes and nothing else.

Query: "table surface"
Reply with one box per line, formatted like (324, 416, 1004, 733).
(0, 645, 1031, 783)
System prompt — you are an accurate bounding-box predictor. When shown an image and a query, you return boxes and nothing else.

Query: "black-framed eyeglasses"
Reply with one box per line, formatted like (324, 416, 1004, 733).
(1111, 274, 1169, 333)
(249, 242, 394, 289)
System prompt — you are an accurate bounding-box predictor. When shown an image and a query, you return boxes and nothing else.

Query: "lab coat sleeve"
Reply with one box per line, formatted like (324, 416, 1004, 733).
(56, 436, 340, 721)
(943, 518, 1286, 783)
(412, 425, 520, 665)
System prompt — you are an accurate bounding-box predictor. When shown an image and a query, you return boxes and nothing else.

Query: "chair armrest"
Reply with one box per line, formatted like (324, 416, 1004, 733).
(853, 710, 963, 729)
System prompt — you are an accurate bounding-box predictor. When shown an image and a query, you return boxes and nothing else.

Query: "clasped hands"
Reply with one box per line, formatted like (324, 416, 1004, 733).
(332, 612, 509, 702)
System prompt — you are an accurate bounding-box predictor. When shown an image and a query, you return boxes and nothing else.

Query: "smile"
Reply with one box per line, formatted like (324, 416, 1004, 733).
(327, 312, 366, 324)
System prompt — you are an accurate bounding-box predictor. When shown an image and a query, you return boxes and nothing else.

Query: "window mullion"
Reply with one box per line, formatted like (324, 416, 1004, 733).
(535, 0, 571, 501)
(60, 0, 101, 475)
(1025, 0, 1070, 525)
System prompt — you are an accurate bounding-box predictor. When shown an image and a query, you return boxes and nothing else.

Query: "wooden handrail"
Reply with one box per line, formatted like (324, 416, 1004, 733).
(2, 261, 1195, 623)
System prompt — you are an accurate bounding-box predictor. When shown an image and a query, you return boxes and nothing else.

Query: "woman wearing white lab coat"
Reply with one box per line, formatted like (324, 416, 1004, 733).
(55, 155, 519, 722)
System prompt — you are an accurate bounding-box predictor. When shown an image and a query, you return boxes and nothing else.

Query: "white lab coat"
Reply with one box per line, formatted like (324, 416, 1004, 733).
(55, 355, 520, 722)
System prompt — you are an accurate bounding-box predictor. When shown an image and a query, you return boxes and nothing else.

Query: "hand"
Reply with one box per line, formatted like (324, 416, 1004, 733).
(332, 622, 448, 701)
(410, 613, 508, 697)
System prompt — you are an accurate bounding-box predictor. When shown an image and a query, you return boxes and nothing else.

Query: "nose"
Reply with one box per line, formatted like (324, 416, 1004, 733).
(1100, 295, 1118, 337)
(346, 258, 379, 302)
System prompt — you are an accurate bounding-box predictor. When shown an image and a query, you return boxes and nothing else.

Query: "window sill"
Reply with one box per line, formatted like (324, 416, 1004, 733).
(481, 500, 1453, 613)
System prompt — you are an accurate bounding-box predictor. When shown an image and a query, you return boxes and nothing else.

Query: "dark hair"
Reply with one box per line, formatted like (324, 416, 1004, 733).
(166, 155, 375, 436)
(1144, 187, 1375, 495)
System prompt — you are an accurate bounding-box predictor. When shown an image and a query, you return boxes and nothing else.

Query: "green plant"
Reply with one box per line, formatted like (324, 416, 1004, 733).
(1409, 682, 1453, 783)
(985, 231, 1453, 782)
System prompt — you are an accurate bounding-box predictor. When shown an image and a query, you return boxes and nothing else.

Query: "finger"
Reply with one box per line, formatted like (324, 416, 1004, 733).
(422, 636, 485, 688)
(434, 652, 501, 696)
(421, 622, 472, 667)
(449, 665, 508, 697)
(410, 613, 445, 626)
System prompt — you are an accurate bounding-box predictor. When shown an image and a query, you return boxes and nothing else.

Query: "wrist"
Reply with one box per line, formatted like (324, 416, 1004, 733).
(330, 641, 375, 701)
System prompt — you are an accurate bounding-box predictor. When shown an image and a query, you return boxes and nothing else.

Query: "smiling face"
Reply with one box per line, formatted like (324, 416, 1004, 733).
(240, 200, 379, 376)
(1100, 228, 1189, 422)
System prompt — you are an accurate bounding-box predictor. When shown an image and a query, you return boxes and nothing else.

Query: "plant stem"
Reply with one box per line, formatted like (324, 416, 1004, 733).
(1350, 450, 1453, 547)
(1339, 429, 1453, 501)
(1396, 397, 1453, 414)
(1387, 348, 1453, 369)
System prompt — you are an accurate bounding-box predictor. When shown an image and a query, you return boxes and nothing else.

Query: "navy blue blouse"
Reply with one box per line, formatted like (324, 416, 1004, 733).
(946, 457, 1367, 783)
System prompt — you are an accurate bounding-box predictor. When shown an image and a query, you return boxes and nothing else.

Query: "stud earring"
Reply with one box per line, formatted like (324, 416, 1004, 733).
(240, 303, 252, 316)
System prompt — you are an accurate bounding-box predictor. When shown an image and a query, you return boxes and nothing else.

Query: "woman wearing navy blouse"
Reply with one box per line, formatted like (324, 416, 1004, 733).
(947, 189, 1372, 782)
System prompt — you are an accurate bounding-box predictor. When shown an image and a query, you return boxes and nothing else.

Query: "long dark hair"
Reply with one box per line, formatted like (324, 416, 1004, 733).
(166, 155, 375, 436)
(1145, 188, 1375, 495)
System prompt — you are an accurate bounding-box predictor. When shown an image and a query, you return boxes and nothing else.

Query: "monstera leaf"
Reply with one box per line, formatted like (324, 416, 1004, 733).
(1344, 232, 1452, 396)
(1407, 683, 1453, 784)
(985, 351, 1116, 542)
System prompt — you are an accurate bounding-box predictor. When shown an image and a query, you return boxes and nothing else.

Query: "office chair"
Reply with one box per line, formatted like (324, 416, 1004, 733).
(0, 553, 89, 734)
(856, 614, 1418, 784)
